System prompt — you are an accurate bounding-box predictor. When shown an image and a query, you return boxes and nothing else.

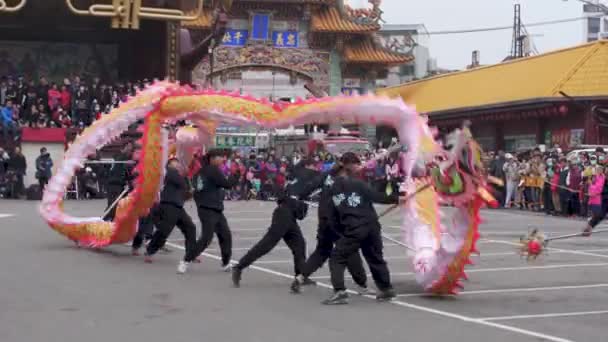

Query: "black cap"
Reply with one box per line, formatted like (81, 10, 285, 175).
(596, 147, 605, 153)
(340, 152, 361, 165)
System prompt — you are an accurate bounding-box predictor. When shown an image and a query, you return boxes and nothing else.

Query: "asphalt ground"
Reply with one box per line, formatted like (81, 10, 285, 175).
(1, 199, 608, 342)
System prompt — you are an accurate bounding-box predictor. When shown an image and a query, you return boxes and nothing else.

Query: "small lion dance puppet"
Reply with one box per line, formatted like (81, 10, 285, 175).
(519, 229, 546, 261)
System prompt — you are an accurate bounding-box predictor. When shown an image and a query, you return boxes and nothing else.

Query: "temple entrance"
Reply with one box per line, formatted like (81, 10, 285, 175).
(210, 67, 312, 100)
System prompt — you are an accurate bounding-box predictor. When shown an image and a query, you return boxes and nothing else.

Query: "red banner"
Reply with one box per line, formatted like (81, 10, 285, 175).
(21, 127, 67, 143)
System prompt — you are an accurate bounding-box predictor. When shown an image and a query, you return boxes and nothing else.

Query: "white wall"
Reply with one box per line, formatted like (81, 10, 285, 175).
(21, 142, 65, 187)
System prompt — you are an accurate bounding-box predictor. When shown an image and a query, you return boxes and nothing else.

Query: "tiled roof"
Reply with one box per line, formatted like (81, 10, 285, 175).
(344, 39, 413, 64)
(310, 6, 379, 33)
(377, 41, 608, 114)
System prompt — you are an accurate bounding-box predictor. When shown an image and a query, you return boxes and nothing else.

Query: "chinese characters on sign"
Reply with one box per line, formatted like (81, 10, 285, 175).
(272, 31, 299, 48)
(221, 29, 249, 46)
(215, 135, 256, 147)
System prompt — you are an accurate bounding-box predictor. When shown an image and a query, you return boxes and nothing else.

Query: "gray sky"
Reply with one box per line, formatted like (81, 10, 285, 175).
(367, 0, 590, 69)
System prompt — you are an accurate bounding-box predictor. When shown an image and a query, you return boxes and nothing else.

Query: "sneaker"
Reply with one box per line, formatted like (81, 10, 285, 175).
(144, 253, 153, 263)
(355, 285, 375, 296)
(582, 226, 593, 237)
(222, 263, 232, 272)
(232, 267, 242, 288)
(131, 248, 141, 256)
(193, 257, 202, 263)
(301, 277, 317, 287)
(177, 260, 190, 274)
(290, 278, 301, 294)
(160, 246, 172, 254)
(322, 291, 349, 305)
(376, 288, 396, 302)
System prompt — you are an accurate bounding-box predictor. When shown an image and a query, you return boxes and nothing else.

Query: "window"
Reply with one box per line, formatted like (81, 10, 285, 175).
(399, 64, 415, 76)
(250, 13, 271, 41)
(588, 17, 601, 34)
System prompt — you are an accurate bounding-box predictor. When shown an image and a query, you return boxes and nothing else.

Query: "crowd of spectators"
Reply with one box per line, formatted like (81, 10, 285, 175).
(1, 74, 152, 142)
(488, 146, 608, 219)
(187, 147, 402, 202)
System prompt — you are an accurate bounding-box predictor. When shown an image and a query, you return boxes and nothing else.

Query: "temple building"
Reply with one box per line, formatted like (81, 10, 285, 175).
(182, 0, 412, 100)
(378, 41, 608, 151)
(180, 0, 413, 142)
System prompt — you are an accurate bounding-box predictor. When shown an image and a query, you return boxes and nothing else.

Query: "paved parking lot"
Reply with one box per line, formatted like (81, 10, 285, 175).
(1, 199, 607, 342)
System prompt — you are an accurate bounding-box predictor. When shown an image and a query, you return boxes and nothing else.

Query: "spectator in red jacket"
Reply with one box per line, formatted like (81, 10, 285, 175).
(47, 83, 61, 111)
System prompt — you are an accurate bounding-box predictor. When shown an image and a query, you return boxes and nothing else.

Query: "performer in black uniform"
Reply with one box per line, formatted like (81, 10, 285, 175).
(231, 159, 316, 288)
(192, 149, 238, 270)
(103, 142, 134, 221)
(323, 152, 398, 305)
(144, 158, 198, 274)
(290, 165, 369, 295)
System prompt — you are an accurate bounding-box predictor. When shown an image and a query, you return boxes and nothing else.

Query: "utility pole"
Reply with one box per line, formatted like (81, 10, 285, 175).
(510, 4, 524, 58)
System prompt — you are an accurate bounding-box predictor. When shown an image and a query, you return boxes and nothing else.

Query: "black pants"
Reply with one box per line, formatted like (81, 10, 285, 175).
(195, 207, 232, 266)
(236, 205, 306, 275)
(589, 198, 608, 228)
(330, 222, 392, 292)
(146, 203, 197, 261)
(38, 176, 49, 190)
(543, 183, 554, 213)
(14, 174, 24, 197)
(103, 185, 126, 221)
(301, 217, 367, 287)
(559, 190, 571, 216)
(133, 209, 158, 249)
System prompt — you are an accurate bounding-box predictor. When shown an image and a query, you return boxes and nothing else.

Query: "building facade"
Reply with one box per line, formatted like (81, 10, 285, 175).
(376, 24, 434, 87)
(583, 1, 608, 42)
(183, 0, 412, 99)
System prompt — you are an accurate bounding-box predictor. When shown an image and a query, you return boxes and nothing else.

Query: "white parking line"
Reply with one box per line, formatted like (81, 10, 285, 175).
(165, 242, 576, 342)
(0, 214, 14, 219)
(478, 310, 608, 322)
(397, 283, 608, 297)
(309, 262, 608, 279)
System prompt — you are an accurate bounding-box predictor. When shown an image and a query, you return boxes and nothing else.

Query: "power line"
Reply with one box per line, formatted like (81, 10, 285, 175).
(425, 14, 603, 35)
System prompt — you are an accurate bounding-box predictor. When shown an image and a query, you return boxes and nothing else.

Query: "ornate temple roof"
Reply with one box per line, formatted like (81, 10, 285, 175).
(377, 41, 608, 114)
(310, 6, 380, 33)
(344, 39, 413, 64)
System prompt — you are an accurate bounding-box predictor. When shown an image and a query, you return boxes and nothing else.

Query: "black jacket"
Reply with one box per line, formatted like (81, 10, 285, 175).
(285, 167, 320, 198)
(8, 153, 26, 175)
(298, 170, 337, 220)
(329, 176, 398, 231)
(160, 167, 190, 208)
(193, 164, 235, 211)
